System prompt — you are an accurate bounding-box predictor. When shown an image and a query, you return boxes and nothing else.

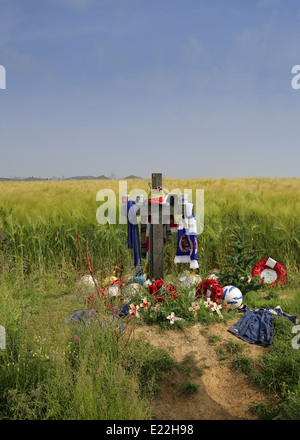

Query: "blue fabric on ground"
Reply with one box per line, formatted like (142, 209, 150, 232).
(68, 307, 126, 339)
(127, 275, 146, 286)
(119, 304, 129, 316)
(228, 306, 297, 347)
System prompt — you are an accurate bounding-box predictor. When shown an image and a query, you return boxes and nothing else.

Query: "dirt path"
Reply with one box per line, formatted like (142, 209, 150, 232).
(134, 318, 273, 420)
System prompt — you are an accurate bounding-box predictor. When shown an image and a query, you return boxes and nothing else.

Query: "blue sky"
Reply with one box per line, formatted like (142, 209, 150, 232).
(0, 0, 300, 179)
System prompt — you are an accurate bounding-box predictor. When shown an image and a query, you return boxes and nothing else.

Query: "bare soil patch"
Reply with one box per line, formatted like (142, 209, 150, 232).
(134, 318, 273, 420)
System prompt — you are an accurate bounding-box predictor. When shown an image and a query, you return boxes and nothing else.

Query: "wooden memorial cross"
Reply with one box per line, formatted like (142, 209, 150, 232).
(137, 173, 188, 281)
(149, 173, 164, 280)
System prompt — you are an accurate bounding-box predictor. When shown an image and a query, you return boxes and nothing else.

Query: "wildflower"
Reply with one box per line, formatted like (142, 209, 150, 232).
(152, 305, 161, 312)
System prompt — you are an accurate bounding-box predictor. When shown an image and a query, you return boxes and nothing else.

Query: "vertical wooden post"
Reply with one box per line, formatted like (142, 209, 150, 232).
(149, 173, 164, 280)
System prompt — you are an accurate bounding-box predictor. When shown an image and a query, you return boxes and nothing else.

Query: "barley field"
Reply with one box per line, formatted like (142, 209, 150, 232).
(0, 177, 299, 420)
(0, 177, 299, 277)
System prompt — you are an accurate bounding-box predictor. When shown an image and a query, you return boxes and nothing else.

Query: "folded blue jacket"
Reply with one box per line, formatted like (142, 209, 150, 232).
(228, 306, 297, 347)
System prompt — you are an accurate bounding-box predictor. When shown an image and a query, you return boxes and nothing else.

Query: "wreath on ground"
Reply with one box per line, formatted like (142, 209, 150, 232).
(251, 258, 287, 287)
(195, 279, 223, 304)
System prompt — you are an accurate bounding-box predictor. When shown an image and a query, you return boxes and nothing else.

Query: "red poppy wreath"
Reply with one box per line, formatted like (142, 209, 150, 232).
(251, 257, 287, 287)
(195, 279, 223, 304)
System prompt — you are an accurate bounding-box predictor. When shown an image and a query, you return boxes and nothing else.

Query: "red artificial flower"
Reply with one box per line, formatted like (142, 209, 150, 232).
(195, 279, 223, 303)
(147, 284, 158, 294)
(155, 279, 164, 289)
(210, 285, 223, 303)
(111, 279, 125, 287)
(154, 295, 165, 303)
(167, 283, 178, 293)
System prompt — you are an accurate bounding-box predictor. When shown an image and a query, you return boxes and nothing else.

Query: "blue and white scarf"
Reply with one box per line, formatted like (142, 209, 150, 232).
(174, 203, 199, 269)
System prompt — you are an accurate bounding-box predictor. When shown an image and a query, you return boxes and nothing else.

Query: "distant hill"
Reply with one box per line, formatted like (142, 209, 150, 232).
(65, 175, 111, 180)
(96, 175, 111, 180)
(0, 174, 144, 181)
(24, 176, 47, 181)
(122, 175, 142, 179)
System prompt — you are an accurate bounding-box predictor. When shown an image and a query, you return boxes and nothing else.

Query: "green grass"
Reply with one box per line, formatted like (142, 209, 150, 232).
(0, 268, 150, 420)
(178, 380, 199, 395)
(226, 340, 245, 355)
(208, 334, 221, 345)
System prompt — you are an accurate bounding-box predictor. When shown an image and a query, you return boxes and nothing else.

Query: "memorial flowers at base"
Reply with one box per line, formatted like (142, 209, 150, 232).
(82, 271, 233, 331)
(126, 274, 226, 327)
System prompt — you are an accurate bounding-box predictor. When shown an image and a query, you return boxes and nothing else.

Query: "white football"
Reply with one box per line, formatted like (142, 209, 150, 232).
(222, 285, 243, 309)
